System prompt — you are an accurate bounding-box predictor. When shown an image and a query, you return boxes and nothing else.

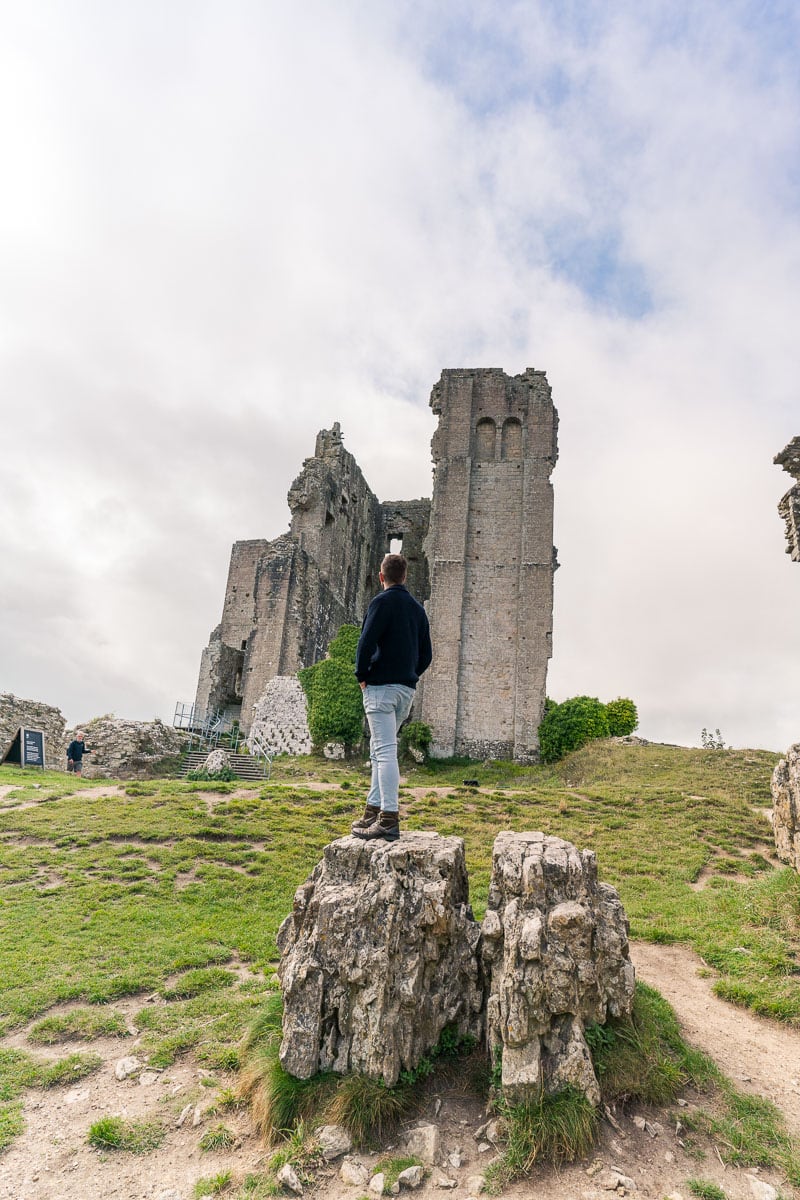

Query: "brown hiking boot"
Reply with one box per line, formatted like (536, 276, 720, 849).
(351, 803, 380, 834)
(353, 810, 400, 841)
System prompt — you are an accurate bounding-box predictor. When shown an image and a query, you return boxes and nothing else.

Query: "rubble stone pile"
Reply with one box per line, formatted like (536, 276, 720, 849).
(481, 831, 635, 1104)
(276, 832, 484, 1085)
(64, 716, 186, 779)
(249, 676, 312, 757)
(772, 745, 800, 872)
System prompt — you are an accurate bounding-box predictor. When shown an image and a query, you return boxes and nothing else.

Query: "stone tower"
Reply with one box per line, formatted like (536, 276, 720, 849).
(418, 368, 558, 762)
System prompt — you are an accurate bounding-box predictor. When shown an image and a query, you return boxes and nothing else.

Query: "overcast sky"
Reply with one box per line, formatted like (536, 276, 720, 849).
(1, 0, 798, 751)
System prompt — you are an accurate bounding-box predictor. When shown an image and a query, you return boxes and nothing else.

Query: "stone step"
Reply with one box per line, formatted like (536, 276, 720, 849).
(181, 750, 268, 780)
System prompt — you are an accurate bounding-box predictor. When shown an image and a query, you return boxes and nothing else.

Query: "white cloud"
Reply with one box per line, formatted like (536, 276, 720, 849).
(1, 0, 798, 751)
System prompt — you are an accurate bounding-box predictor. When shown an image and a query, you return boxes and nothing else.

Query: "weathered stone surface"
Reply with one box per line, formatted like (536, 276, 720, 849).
(316, 1124, 352, 1161)
(203, 748, 230, 774)
(276, 833, 483, 1086)
(482, 832, 635, 1104)
(418, 369, 558, 762)
(64, 716, 186, 779)
(194, 422, 430, 732)
(249, 676, 312, 757)
(114, 1055, 141, 1081)
(339, 1157, 370, 1186)
(775, 437, 800, 561)
(397, 1165, 425, 1189)
(277, 1162, 303, 1194)
(0, 693, 65, 768)
(195, 368, 558, 764)
(772, 745, 800, 871)
(405, 1124, 441, 1164)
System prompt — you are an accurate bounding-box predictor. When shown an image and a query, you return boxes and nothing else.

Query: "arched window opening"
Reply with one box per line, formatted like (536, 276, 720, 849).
(501, 417, 522, 461)
(475, 418, 496, 461)
(389, 537, 403, 555)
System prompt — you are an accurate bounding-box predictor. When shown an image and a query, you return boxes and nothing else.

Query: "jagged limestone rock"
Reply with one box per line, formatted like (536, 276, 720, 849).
(203, 748, 230, 774)
(481, 831, 635, 1105)
(772, 745, 800, 871)
(276, 833, 483, 1085)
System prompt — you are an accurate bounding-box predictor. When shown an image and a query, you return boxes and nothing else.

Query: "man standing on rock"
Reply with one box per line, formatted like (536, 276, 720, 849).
(351, 552, 432, 842)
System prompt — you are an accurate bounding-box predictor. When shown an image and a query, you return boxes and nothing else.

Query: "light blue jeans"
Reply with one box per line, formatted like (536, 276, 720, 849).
(363, 683, 415, 813)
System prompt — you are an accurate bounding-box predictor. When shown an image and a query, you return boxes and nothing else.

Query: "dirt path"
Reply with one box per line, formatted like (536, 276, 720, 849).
(631, 940, 800, 1135)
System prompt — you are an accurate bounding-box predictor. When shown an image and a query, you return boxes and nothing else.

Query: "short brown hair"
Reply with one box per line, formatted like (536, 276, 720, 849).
(381, 553, 407, 584)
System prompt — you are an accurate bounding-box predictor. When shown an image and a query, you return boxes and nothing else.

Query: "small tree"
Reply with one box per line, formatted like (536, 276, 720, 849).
(298, 625, 364, 749)
(605, 698, 638, 737)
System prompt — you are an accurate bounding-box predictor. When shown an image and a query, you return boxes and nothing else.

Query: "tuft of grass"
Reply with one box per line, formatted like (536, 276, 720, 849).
(38, 1051, 103, 1087)
(162, 967, 236, 1000)
(0, 1102, 24, 1151)
(485, 1087, 598, 1191)
(199, 1122, 238, 1151)
(588, 981, 717, 1106)
(325, 1073, 411, 1146)
(87, 1114, 165, 1153)
(687, 1181, 728, 1200)
(28, 1006, 129, 1044)
(683, 1086, 800, 1186)
(372, 1156, 423, 1191)
(193, 1170, 233, 1196)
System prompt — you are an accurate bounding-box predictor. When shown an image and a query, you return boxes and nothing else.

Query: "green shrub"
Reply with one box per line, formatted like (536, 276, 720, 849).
(538, 696, 610, 763)
(399, 722, 432, 760)
(299, 625, 364, 748)
(604, 698, 638, 737)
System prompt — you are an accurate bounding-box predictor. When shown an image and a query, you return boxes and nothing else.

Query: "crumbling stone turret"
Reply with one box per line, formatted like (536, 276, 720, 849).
(775, 437, 800, 562)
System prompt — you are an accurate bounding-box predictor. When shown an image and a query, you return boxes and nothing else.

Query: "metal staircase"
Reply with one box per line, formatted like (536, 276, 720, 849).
(174, 702, 273, 780)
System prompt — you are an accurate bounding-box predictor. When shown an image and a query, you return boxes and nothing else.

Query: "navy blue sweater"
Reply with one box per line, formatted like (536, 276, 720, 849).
(355, 585, 432, 688)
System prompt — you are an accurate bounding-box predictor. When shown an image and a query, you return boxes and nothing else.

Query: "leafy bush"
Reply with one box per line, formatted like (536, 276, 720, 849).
(604, 698, 638, 737)
(299, 625, 364, 748)
(538, 696, 610, 763)
(399, 721, 433, 760)
(186, 766, 237, 782)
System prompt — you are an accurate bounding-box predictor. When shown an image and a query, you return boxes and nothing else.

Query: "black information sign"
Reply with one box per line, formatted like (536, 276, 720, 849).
(22, 728, 45, 769)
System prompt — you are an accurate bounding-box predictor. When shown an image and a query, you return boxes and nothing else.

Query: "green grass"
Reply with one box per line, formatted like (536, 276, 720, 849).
(687, 1182, 728, 1200)
(87, 1114, 165, 1152)
(372, 1156, 423, 1191)
(193, 1172, 233, 1197)
(0, 741, 797, 1173)
(28, 1006, 129, 1044)
(199, 1122, 238, 1151)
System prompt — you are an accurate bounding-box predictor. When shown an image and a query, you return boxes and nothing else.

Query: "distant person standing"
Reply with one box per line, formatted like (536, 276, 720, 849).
(66, 731, 91, 775)
(351, 553, 432, 842)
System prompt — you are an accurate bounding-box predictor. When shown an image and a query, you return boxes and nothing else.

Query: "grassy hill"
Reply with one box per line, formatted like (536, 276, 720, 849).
(0, 739, 797, 1177)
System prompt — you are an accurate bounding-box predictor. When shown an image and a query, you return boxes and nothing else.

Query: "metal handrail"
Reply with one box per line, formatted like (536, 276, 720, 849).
(248, 727, 273, 779)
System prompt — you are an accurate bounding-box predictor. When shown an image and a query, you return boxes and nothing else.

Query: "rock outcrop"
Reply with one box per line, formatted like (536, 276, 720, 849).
(249, 676, 312, 756)
(276, 833, 483, 1085)
(775, 437, 800, 561)
(0, 693, 66, 767)
(65, 716, 186, 779)
(481, 831, 635, 1104)
(772, 745, 800, 871)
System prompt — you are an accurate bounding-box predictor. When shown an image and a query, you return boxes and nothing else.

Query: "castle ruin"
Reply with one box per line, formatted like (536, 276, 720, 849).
(194, 368, 558, 761)
(775, 437, 800, 561)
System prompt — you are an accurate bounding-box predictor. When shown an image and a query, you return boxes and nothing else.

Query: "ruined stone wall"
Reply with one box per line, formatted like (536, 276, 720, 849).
(419, 368, 558, 761)
(380, 499, 431, 600)
(775, 437, 800, 562)
(194, 424, 420, 733)
(0, 693, 66, 768)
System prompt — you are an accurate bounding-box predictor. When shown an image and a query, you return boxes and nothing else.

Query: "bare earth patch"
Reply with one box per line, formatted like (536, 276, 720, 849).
(1, 943, 798, 1199)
